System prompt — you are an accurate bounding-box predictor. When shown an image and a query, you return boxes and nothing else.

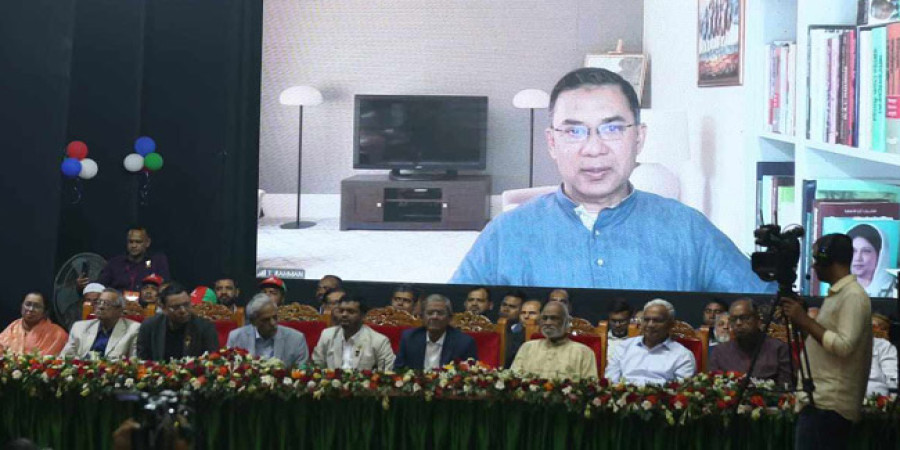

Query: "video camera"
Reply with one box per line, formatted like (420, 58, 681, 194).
(750, 224, 804, 295)
(115, 389, 193, 450)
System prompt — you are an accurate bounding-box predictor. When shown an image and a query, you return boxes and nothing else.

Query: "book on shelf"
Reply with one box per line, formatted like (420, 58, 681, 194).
(808, 26, 857, 146)
(887, 22, 900, 152)
(799, 178, 900, 294)
(765, 42, 796, 135)
(755, 162, 796, 228)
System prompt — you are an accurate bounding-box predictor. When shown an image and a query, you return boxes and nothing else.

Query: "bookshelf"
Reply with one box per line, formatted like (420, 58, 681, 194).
(746, 0, 900, 295)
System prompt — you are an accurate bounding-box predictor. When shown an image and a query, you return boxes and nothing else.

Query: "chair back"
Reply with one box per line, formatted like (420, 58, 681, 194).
(192, 302, 241, 348)
(526, 317, 604, 375)
(670, 320, 706, 374)
(365, 307, 420, 352)
(83, 301, 153, 323)
(451, 312, 504, 367)
(278, 304, 329, 350)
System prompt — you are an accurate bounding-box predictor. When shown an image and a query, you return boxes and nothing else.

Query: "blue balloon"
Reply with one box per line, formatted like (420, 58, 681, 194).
(135, 136, 156, 156)
(61, 158, 82, 178)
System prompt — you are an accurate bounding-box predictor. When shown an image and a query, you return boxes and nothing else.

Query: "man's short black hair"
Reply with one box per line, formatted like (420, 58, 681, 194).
(127, 225, 150, 236)
(467, 286, 491, 302)
(393, 283, 418, 297)
(159, 281, 189, 305)
(215, 275, 237, 285)
(339, 295, 370, 314)
(706, 299, 729, 310)
(503, 289, 528, 302)
(321, 274, 343, 285)
(607, 298, 633, 316)
(548, 67, 641, 125)
(322, 287, 347, 303)
(816, 233, 854, 267)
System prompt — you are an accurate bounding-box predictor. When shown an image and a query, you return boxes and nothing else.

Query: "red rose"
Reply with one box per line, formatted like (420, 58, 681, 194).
(749, 395, 765, 408)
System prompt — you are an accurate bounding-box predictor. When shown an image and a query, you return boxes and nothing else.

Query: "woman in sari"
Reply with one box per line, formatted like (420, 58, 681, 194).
(0, 292, 68, 355)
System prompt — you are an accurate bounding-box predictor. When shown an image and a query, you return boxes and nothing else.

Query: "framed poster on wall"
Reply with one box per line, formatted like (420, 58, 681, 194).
(584, 54, 647, 104)
(697, 0, 744, 87)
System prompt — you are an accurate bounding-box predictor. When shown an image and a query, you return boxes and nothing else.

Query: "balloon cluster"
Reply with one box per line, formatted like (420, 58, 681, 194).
(60, 141, 99, 179)
(123, 136, 164, 173)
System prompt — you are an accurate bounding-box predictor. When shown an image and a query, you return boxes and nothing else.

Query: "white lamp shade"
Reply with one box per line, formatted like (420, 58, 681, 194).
(513, 89, 550, 109)
(630, 162, 681, 200)
(637, 109, 689, 167)
(279, 86, 324, 106)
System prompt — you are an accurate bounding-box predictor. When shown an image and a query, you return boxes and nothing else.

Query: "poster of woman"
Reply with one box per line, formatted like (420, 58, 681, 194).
(698, 0, 744, 86)
(822, 217, 899, 298)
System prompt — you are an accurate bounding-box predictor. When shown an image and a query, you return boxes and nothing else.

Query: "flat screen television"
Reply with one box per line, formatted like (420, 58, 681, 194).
(353, 95, 488, 179)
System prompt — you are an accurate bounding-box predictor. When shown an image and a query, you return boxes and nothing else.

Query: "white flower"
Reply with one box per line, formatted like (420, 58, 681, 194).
(260, 375, 275, 387)
(494, 380, 505, 391)
(190, 378, 202, 390)
(641, 400, 653, 410)
(331, 379, 342, 389)
(412, 383, 421, 393)
(737, 404, 751, 415)
(394, 380, 404, 388)
(65, 375, 74, 383)
(529, 384, 540, 392)
(562, 386, 572, 395)
(307, 381, 317, 390)
(124, 378, 134, 388)
(674, 401, 684, 410)
(592, 397, 603, 407)
(11, 370, 21, 380)
(283, 377, 293, 386)
(40, 373, 49, 382)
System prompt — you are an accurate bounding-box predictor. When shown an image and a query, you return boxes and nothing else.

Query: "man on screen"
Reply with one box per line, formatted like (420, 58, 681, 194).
(450, 68, 772, 294)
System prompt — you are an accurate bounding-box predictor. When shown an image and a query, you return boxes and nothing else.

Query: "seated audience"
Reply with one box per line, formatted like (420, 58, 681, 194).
(709, 311, 731, 350)
(548, 289, 570, 310)
(394, 294, 477, 370)
(464, 286, 493, 317)
(869, 313, 898, 395)
(315, 274, 342, 302)
(320, 287, 348, 315)
(312, 296, 394, 370)
(139, 274, 163, 307)
(94, 226, 171, 292)
(708, 299, 793, 388)
(258, 276, 287, 306)
(0, 292, 68, 355)
(702, 299, 728, 342)
(61, 282, 106, 331)
(136, 282, 219, 361)
(606, 298, 633, 357)
(227, 293, 308, 367)
(511, 302, 597, 380)
(519, 299, 542, 324)
(213, 276, 241, 310)
(62, 289, 140, 359)
(390, 284, 419, 314)
(500, 289, 528, 368)
(605, 299, 696, 386)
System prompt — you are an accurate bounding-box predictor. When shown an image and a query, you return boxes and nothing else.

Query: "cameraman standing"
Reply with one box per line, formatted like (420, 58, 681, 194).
(782, 233, 872, 450)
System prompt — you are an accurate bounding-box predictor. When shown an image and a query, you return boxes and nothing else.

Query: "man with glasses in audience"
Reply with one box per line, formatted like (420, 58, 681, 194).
(451, 68, 771, 294)
(0, 292, 68, 355)
(227, 293, 308, 367)
(394, 294, 477, 370)
(511, 301, 597, 380)
(606, 298, 633, 356)
(605, 299, 695, 386)
(62, 288, 141, 359)
(136, 281, 219, 361)
(708, 299, 792, 387)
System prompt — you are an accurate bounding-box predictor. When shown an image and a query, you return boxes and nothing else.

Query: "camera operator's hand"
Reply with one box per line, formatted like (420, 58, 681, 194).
(112, 418, 140, 450)
(781, 297, 827, 345)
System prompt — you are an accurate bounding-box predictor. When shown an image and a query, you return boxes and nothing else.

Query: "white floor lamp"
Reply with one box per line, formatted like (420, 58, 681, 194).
(279, 85, 323, 230)
(513, 89, 550, 187)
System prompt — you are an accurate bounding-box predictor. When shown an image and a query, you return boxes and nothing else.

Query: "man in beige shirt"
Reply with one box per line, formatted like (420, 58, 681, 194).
(783, 233, 872, 450)
(511, 301, 597, 380)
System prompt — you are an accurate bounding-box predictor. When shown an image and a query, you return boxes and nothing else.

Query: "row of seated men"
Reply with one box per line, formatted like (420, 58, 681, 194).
(2, 283, 896, 395)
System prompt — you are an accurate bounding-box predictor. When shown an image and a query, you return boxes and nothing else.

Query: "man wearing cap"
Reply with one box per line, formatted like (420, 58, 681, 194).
(59, 282, 106, 331)
(93, 226, 171, 292)
(139, 274, 163, 307)
(259, 276, 288, 306)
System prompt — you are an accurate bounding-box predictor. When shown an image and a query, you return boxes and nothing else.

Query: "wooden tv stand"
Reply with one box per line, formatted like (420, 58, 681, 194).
(340, 174, 490, 231)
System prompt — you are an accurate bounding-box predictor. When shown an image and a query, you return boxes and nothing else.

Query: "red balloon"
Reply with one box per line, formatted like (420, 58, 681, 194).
(66, 141, 88, 160)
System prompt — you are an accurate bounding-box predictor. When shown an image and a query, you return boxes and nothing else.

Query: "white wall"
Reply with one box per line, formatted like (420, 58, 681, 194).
(260, 0, 643, 195)
(644, 0, 755, 252)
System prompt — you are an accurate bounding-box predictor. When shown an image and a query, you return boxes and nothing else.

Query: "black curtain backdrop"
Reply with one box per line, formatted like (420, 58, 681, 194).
(55, 0, 263, 301)
(0, 1, 77, 326)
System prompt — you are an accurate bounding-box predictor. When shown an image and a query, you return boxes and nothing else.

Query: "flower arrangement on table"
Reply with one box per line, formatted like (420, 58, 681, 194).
(0, 348, 895, 424)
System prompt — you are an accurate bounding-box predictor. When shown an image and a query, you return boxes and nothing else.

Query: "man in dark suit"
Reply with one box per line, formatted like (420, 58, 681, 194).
(136, 281, 219, 361)
(394, 294, 478, 370)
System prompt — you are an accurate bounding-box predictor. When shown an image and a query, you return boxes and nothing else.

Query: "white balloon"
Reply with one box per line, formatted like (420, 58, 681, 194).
(123, 153, 144, 172)
(78, 158, 99, 180)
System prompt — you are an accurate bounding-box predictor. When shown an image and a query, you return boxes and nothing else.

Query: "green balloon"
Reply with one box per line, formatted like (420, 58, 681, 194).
(143, 152, 164, 171)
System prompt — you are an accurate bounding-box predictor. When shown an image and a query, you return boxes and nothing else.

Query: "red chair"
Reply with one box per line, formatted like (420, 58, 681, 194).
(525, 317, 604, 375)
(451, 312, 506, 368)
(280, 320, 329, 350)
(671, 321, 708, 374)
(277, 304, 329, 350)
(365, 307, 421, 353)
(192, 303, 244, 349)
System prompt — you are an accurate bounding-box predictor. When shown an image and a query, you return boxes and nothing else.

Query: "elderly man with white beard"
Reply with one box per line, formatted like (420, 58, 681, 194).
(510, 301, 597, 380)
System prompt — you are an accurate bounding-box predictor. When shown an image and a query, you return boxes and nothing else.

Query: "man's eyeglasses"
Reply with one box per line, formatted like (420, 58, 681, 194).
(95, 301, 122, 309)
(552, 123, 636, 144)
(609, 318, 630, 326)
